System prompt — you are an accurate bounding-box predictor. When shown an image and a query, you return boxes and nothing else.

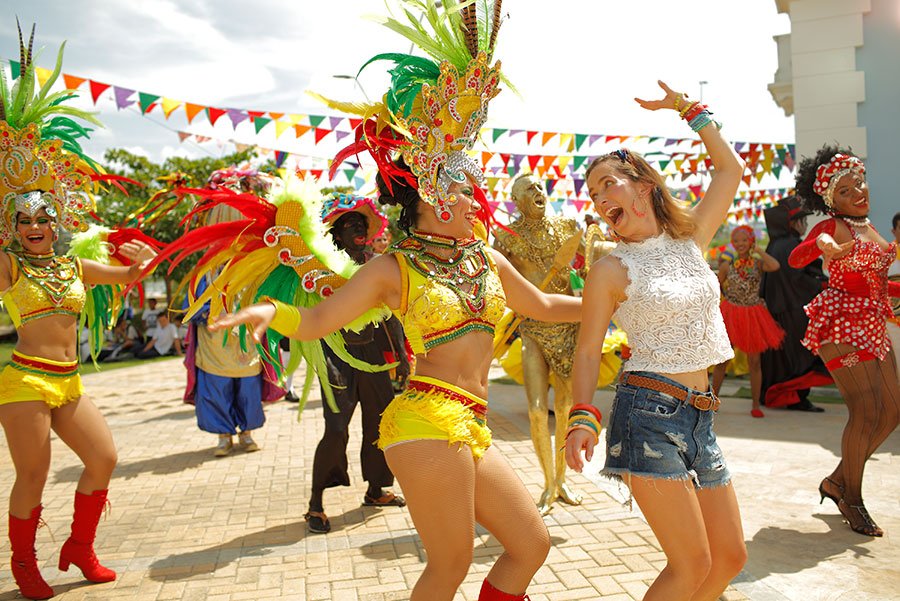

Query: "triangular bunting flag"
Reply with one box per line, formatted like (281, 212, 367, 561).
(492, 128, 508, 143)
(113, 87, 135, 110)
(253, 117, 272, 134)
(207, 107, 226, 126)
(274, 120, 292, 138)
(559, 133, 573, 152)
(35, 67, 52, 87)
(526, 131, 539, 144)
(177, 131, 191, 142)
(9, 60, 19, 79)
(294, 124, 311, 138)
(226, 108, 249, 128)
(89, 80, 111, 104)
(63, 74, 87, 90)
(527, 155, 541, 171)
(309, 115, 326, 128)
(275, 151, 288, 168)
(541, 131, 557, 146)
(268, 112, 284, 120)
(183, 103, 205, 123)
(161, 97, 182, 119)
(572, 156, 588, 172)
(314, 128, 330, 143)
(335, 131, 350, 142)
(138, 92, 160, 114)
(574, 134, 588, 151)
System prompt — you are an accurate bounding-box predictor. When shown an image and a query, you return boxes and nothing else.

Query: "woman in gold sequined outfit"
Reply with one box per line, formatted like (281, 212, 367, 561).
(0, 26, 158, 599)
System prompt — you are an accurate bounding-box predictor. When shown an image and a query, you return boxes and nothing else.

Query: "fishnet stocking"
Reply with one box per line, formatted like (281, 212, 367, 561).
(819, 343, 900, 504)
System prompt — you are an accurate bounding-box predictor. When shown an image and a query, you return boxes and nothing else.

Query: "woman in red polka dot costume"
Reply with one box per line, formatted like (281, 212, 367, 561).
(791, 145, 900, 537)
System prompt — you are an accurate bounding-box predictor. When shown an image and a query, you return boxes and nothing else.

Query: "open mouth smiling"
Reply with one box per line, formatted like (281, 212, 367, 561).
(606, 206, 624, 226)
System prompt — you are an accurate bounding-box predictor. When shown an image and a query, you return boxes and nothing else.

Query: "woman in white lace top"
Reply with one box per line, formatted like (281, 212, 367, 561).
(565, 81, 746, 601)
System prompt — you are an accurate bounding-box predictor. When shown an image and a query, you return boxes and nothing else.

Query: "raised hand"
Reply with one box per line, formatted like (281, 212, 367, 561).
(119, 240, 157, 269)
(816, 233, 854, 264)
(208, 302, 276, 344)
(634, 80, 682, 112)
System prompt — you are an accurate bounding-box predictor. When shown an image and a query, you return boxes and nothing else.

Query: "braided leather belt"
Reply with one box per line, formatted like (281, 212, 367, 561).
(620, 373, 721, 412)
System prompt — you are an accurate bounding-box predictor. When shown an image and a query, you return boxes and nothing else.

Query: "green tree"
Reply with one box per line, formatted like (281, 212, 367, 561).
(98, 148, 275, 304)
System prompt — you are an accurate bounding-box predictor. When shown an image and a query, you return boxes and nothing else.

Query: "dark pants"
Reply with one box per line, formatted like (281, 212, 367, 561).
(311, 368, 395, 496)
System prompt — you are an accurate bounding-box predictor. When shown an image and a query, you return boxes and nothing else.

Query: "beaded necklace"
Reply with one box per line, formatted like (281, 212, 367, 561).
(732, 255, 756, 280)
(394, 230, 491, 315)
(13, 252, 80, 306)
(838, 215, 871, 228)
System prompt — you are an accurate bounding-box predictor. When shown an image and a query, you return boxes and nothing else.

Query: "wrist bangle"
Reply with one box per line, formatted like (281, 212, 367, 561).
(260, 296, 302, 336)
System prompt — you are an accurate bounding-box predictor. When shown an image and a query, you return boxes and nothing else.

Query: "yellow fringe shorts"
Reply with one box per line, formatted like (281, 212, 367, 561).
(378, 375, 492, 459)
(0, 351, 83, 409)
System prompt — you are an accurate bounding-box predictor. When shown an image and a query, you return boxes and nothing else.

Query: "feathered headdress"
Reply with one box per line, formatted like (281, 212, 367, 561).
(317, 0, 506, 222)
(138, 175, 393, 412)
(0, 21, 107, 248)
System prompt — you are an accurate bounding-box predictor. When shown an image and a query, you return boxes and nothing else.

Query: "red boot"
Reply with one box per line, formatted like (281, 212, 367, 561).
(9, 505, 54, 600)
(58, 490, 116, 582)
(479, 578, 530, 600)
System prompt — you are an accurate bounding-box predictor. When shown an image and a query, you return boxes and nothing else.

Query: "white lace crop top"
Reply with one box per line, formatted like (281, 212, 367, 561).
(611, 233, 734, 373)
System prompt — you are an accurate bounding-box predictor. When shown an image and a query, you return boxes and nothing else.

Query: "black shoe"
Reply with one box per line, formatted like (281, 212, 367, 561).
(284, 391, 300, 403)
(786, 398, 824, 412)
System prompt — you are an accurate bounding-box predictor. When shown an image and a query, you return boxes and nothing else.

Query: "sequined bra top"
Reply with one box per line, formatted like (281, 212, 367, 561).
(391, 232, 506, 354)
(611, 233, 734, 373)
(1, 253, 86, 327)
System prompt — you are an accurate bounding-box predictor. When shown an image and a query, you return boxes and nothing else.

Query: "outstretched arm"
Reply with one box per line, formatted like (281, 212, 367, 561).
(210, 253, 402, 343)
(492, 249, 581, 322)
(635, 81, 745, 249)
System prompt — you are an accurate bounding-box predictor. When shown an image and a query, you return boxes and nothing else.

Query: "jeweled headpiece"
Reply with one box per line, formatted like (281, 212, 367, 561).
(319, 0, 506, 222)
(812, 153, 865, 208)
(0, 22, 103, 248)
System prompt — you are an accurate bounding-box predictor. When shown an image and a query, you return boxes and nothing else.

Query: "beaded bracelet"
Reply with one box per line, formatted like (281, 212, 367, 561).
(687, 109, 722, 133)
(565, 403, 603, 445)
(682, 102, 707, 122)
(260, 296, 302, 336)
(674, 93, 686, 113)
(679, 100, 699, 119)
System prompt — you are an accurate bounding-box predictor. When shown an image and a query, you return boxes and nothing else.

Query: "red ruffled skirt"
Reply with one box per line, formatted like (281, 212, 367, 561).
(720, 300, 785, 354)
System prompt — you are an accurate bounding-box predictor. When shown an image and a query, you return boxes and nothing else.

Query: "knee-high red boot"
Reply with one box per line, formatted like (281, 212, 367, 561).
(479, 578, 530, 600)
(58, 490, 116, 582)
(9, 505, 54, 600)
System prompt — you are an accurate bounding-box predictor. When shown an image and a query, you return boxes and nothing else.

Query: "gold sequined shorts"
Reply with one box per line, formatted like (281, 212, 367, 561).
(0, 351, 83, 409)
(378, 375, 492, 459)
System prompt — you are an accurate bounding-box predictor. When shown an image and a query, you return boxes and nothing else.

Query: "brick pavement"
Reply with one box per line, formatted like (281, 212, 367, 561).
(0, 358, 896, 600)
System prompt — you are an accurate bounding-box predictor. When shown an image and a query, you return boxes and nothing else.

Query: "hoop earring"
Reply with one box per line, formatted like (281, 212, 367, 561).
(632, 192, 649, 218)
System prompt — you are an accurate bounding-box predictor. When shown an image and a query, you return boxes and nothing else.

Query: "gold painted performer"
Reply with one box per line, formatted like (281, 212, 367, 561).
(493, 173, 585, 514)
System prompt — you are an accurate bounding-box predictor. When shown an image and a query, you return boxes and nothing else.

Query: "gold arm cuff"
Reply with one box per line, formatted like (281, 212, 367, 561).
(261, 296, 302, 336)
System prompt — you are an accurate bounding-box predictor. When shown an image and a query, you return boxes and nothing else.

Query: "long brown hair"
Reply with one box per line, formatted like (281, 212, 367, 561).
(586, 150, 695, 240)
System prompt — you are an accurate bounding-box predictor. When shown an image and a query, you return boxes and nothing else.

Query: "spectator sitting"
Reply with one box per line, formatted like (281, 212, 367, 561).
(106, 317, 144, 361)
(136, 312, 182, 358)
(141, 297, 162, 331)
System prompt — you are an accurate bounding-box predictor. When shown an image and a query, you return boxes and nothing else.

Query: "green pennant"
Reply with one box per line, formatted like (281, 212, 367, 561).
(776, 148, 787, 164)
(10, 60, 20, 79)
(658, 159, 671, 171)
(506, 165, 516, 178)
(574, 134, 587, 151)
(771, 164, 783, 179)
(308, 115, 326, 128)
(253, 116, 272, 134)
(572, 155, 587, 172)
(648, 136, 660, 143)
(138, 92, 160, 114)
(343, 168, 357, 181)
(491, 128, 508, 143)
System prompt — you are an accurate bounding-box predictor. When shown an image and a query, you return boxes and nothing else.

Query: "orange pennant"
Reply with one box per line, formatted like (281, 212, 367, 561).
(184, 103, 205, 124)
(63, 74, 87, 91)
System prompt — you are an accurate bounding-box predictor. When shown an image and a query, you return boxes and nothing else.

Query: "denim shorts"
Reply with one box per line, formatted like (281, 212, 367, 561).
(602, 371, 731, 489)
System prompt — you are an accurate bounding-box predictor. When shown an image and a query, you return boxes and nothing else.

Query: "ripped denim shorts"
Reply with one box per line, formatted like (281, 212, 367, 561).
(602, 371, 731, 489)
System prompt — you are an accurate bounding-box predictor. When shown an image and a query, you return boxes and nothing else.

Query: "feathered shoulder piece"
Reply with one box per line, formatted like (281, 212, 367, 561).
(317, 0, 507, 223)
(141, 175, 393, 410)
(68, 225, 163, 362)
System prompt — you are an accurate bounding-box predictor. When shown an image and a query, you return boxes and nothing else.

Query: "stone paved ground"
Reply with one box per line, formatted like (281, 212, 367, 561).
(0, 358, 896, 600)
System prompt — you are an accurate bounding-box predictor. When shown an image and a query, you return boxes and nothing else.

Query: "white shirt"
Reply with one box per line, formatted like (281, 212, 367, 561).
(152, 323, 179, 355)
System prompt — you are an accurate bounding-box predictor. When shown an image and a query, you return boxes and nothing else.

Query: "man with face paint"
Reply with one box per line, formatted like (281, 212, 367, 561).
(493, 173, 587, 515)
(304, 195, 409, 534)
